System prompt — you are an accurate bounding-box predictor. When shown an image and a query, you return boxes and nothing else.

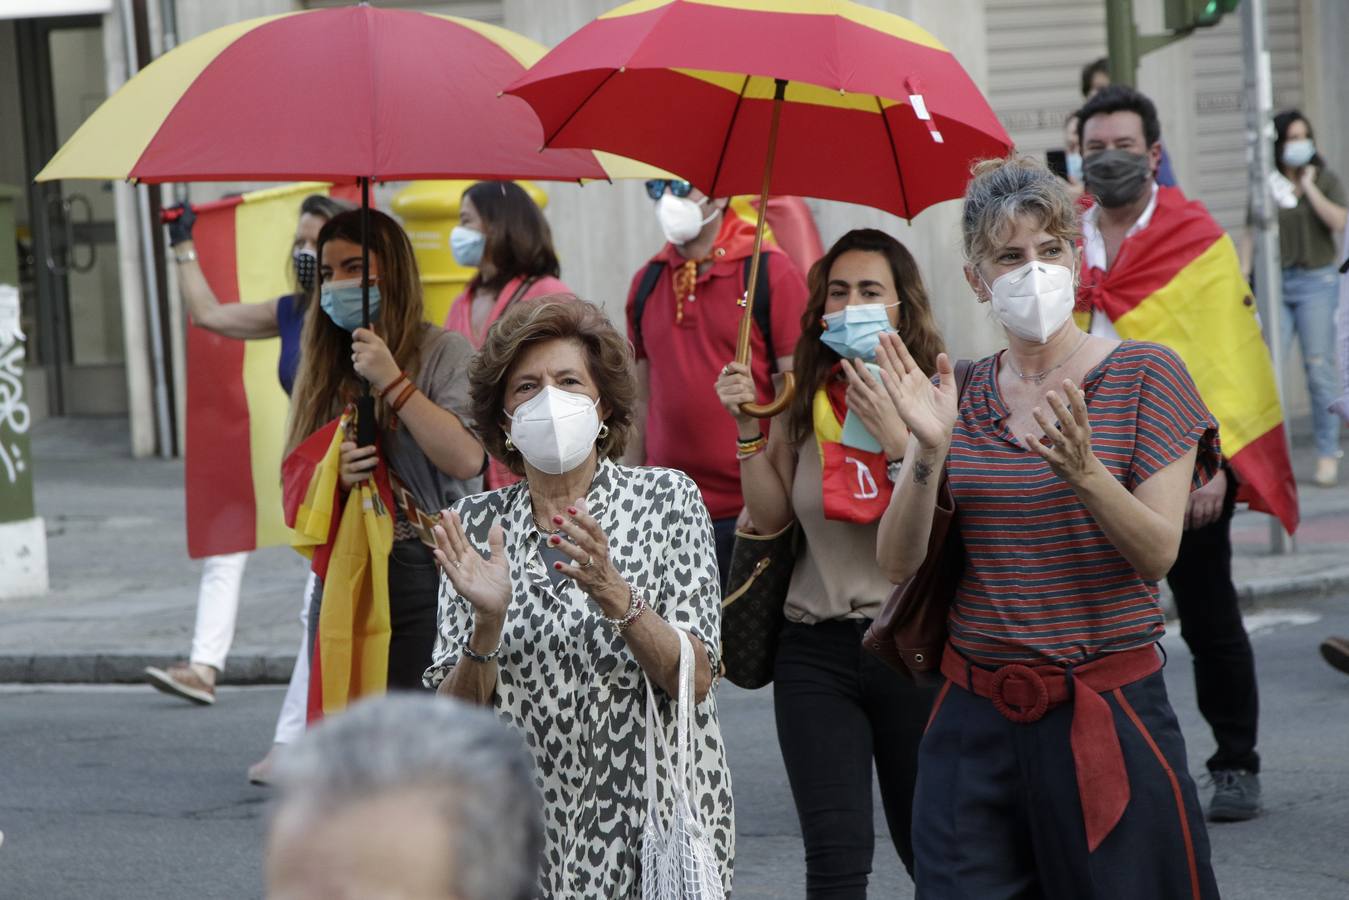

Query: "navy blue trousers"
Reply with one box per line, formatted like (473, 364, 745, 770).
(913, 668, 1220, 900)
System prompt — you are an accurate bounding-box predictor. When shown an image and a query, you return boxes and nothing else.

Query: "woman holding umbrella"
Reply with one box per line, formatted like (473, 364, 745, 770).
(715, 228, 943, 891)
(287, 208, 486, 691)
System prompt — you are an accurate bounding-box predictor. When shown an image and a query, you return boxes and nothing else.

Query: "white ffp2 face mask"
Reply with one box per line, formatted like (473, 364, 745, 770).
(506, 385, 602, 475)
(656, 193, 717, 245)
(985, 261, 1076, 344)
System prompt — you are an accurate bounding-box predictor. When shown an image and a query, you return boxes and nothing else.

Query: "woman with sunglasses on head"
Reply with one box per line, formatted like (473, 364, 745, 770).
(714, 229, 942, 895)
(147, 194, 351, 784)
(288, 208, 486, 692)
(628, 177, 809, 591)
(446, 181, 571, 488)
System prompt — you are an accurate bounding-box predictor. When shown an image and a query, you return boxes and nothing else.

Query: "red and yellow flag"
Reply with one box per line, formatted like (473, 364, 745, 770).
(1078, 186, 1299, 533)
(282, 412, 395, 722)
(185, 181, 357, 558)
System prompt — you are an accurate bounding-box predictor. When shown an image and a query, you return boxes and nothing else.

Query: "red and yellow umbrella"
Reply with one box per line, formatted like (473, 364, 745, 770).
(36, 5, 626, 184)
(508, 0, 1012, 416)
(507, 0, 1012, 220)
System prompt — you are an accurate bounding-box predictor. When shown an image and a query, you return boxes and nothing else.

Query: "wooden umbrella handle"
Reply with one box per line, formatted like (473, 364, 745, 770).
(736, 78, 795, 420)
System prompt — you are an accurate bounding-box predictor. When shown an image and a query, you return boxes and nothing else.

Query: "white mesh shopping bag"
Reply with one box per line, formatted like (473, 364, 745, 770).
(641, 629, 725, 900)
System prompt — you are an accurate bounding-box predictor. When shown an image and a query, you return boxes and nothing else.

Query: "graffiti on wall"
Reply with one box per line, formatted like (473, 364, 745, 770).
(0, 285, 30, 485)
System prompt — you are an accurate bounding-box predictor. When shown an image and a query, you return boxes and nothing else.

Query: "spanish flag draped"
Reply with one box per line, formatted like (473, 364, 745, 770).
(184, 181, 357, 558)
(1078, 186, 1299, 533)
(282, 412, 395, 722)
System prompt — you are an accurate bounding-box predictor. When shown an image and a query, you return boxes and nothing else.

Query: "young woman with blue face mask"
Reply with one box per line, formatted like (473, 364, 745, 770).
(714, 229, 945, 893)
(286, 208, 486, 692)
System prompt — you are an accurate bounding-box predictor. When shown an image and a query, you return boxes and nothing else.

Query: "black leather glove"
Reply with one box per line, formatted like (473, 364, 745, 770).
(166, 202, 196, 247)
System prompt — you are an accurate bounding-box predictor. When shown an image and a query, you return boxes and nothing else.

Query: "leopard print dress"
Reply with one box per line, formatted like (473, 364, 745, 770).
(424, 460, 735, 898)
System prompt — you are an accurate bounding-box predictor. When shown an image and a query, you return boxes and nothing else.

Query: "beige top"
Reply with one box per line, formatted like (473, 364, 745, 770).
(783, 440, 894, 623)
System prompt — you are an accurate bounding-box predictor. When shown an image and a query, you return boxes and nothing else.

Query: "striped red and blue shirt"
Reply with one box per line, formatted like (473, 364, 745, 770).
(946, 341, 1221, 666)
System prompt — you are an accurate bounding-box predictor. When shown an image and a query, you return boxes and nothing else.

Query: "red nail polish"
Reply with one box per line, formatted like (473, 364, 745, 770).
(549, 535, 560, 545)
(567, 506, 578, 516)
(553, 562, 563, 570)
(552, 515, 564, 525)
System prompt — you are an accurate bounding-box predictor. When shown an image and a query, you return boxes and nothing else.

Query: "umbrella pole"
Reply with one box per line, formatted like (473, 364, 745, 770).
(736, 78, 795, 419)
(356, 176, 376, 447)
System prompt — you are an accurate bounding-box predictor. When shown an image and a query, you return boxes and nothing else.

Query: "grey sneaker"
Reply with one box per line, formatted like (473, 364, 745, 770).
(1207, 769, 1261, 822)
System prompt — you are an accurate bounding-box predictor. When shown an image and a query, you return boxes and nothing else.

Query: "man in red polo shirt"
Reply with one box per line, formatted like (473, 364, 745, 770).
(626, 179, 809, 590)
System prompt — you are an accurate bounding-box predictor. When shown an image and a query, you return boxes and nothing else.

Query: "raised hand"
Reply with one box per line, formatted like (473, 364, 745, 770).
(841, 358, 910, 460)
(433, 511, 511, 625)
(1023, 380, 1100, 486)
(714, 361, 759, 429)
(545, 498, 631, 620)
(351, 327, 401, 392)
(874, 333, 957, 451)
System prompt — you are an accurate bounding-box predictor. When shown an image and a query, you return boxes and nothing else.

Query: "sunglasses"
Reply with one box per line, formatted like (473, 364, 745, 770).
(644, 179, 693, 201)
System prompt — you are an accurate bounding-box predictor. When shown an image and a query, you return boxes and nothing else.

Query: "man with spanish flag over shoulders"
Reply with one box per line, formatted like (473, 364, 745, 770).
(1076, 85, 1299, 825)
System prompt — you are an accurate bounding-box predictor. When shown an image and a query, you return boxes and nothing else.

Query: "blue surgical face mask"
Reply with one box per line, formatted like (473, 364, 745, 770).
(819, 303, 899, 361)
(1282, 139, 1315, 169)
(320, 278, 381, 332)
(450, 225, 486, 268)
(1066, 151, 1084, 182)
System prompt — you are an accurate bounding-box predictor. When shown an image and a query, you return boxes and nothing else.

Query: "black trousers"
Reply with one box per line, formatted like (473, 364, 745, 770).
(307, 538, 438, 694)
(773, 619, 935, 898)
(914, 669, 1218, 899)
(1165, 470, 1260, 773)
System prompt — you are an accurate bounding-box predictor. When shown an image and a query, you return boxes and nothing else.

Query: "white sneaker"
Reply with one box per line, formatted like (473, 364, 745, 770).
(1313, 456, 1339, 488)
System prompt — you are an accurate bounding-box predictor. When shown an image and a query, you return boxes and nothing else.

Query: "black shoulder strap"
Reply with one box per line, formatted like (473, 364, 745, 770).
(955, 358, 975, 397)
(630, 260, 666, 354)
(742, 254, 776, 371)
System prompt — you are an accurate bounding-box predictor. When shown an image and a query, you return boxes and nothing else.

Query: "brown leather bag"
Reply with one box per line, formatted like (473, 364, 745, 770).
(862, 359, 974, 679)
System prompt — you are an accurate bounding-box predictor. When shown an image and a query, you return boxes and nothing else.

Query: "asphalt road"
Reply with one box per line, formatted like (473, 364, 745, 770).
(3, 595, 1348, 899)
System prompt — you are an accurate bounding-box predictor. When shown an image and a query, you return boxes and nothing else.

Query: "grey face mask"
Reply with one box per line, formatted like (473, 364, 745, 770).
(1083, 149, 1152, 208)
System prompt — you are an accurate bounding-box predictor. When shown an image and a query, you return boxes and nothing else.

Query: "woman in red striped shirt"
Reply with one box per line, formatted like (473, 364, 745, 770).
(876, 157, 1221, 899)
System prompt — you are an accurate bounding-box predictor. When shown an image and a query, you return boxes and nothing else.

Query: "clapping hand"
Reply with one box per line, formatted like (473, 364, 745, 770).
(873, 333, 957, 451)
(433, 511, 512, 625)
(841, 358, 909, 459)
(544, 499, 630, 619)
(1023, 380, 1100, 485)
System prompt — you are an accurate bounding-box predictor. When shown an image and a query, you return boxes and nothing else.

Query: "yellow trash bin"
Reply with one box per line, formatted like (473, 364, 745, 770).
(391, 180, 548, 327)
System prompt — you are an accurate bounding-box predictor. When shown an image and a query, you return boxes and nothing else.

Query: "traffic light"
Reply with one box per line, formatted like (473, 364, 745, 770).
(1165, 0, 1241, 31)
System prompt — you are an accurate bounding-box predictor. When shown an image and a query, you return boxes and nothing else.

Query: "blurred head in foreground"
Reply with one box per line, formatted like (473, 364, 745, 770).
(265, 695, 542, 900)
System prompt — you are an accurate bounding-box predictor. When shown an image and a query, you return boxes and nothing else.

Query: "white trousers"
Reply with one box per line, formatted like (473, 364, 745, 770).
(188, 552, 248, 672)
(273, 571, 316, 745)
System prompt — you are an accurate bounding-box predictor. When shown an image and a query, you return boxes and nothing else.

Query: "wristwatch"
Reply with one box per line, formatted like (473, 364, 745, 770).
(174, 249, 198, 264)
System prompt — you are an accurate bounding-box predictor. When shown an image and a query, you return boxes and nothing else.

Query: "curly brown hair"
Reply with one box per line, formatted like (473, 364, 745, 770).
(469, 296, 636, 476)
(786, 229, 945, 443)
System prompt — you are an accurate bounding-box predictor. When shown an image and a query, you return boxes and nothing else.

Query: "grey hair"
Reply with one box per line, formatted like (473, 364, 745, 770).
(274, 695, 543, 900)
(960, 156, 1082, 268)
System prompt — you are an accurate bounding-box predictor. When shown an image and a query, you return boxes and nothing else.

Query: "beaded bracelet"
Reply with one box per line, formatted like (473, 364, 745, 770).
(460, 630, 502, 663)
(604, 583, 648, 632)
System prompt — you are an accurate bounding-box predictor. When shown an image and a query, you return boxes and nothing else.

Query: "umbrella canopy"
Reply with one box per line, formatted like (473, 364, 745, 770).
(37, 5, 624, 184)
(506, 0, 1013, 220)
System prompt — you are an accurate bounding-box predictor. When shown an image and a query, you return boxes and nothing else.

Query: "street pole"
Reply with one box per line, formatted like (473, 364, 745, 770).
(1105, 0, 1138, 86)
(1242, 0, 1293, 555)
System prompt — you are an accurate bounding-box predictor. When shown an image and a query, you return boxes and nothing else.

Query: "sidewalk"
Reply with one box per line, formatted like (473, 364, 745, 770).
(1, 417, 1346, 683)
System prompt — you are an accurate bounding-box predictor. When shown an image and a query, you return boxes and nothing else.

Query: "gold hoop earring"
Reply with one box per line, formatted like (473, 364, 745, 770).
(597, 422, 610, 441)
(504, 435, 514, 451)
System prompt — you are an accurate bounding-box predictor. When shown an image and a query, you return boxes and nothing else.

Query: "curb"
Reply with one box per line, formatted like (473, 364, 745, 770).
(0, 653, 296, 685)
(3, 570, 1349, 685)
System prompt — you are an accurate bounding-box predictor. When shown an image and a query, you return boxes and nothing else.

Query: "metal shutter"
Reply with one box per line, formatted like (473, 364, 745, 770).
(985, 0, 1108, 161)
(1191, 0, 1303, 235)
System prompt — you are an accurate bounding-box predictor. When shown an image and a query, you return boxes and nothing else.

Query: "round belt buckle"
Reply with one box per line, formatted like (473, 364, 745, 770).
(989, 664, 1049, 723)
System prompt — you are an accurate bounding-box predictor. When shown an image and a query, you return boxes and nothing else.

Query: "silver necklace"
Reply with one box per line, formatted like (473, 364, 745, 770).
(1005, 333, 1090, 386)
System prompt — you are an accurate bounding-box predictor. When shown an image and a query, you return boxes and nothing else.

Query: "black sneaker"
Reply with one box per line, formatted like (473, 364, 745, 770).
(1207, 769, 1261, 822)
(1320, 637, 1349, 675)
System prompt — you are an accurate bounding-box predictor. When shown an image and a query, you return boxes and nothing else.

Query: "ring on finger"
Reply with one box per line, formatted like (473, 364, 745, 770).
(581, 554, 595, 569)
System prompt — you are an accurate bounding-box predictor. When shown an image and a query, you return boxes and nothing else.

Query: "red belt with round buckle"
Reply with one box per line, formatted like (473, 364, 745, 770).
(941, 642, 1163, 852)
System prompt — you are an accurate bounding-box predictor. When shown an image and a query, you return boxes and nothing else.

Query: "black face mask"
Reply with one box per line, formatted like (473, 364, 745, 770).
(293, 249, 317, 294)
(1083, 149, 1152, 208)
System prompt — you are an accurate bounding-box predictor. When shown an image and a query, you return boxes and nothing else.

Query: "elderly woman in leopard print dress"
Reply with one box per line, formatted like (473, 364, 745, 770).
(424, 296, 733, 898)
